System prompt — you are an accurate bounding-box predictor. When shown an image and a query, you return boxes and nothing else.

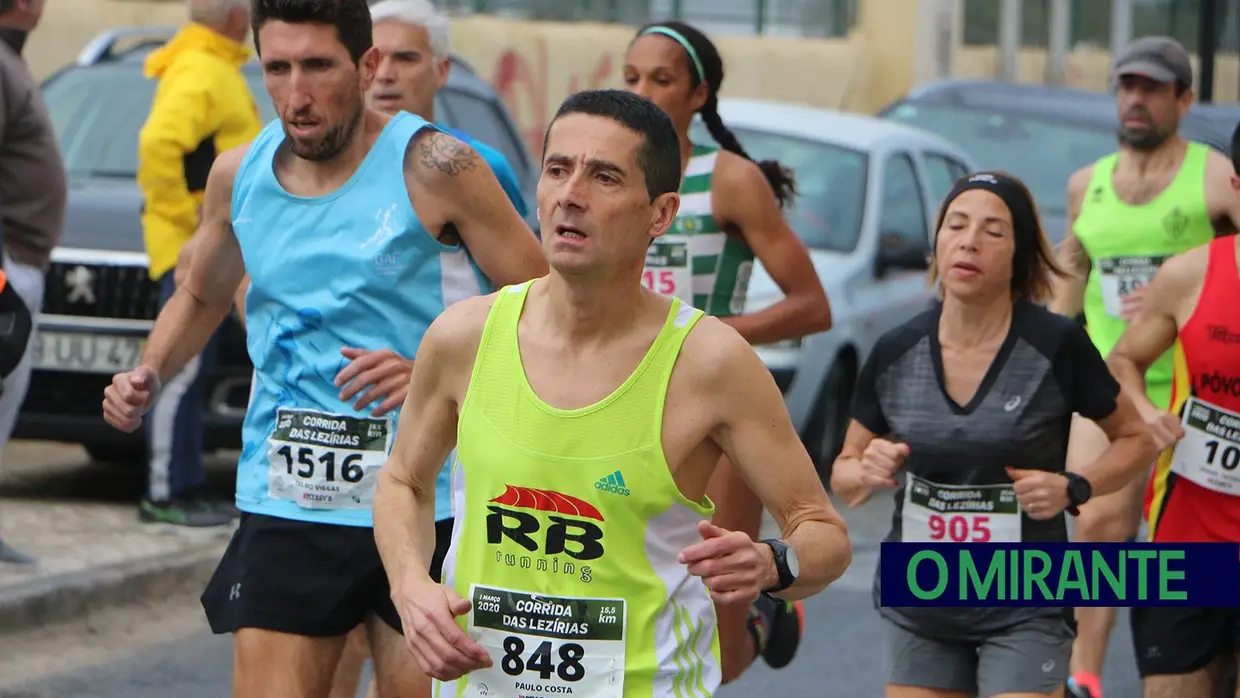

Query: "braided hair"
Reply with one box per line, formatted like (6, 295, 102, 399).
(634, 21, 798, 209)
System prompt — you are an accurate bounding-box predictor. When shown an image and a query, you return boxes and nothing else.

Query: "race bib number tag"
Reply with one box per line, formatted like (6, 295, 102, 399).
(902, 473, 1021, 543)
(1170, 397, 1240, 495)
(467, 585, 626, 698)
(265, 408, 392, 510)
(642, 237, 693, 306)
(1097, 256, 1166, 319)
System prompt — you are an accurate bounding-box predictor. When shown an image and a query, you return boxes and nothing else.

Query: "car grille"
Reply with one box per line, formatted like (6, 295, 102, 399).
(41, 261, 160, 320)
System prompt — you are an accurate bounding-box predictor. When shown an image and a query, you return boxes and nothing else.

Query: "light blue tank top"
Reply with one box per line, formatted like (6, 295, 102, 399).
(230, 112, 490, 527)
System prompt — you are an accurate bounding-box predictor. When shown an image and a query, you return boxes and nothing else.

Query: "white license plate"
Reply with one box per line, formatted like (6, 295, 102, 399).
(30, 331, 145, 374)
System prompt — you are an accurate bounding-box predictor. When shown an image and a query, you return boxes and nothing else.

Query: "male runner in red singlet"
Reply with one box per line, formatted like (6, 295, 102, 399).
(1105, 123, 1240, 698)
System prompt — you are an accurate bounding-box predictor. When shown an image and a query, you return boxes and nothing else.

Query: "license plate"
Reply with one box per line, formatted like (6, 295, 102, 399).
(30, 331, 145, 374)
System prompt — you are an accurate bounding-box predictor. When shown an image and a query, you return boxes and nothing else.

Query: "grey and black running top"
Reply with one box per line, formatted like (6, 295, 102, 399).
(852, 300, 1120, 640)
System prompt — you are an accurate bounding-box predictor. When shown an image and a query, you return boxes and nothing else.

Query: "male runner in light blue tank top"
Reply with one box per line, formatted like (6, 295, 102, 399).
(99, 1, 547, 696)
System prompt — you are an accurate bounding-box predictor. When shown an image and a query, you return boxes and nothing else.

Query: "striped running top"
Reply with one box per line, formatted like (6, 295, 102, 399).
(642, 144, 754, 316)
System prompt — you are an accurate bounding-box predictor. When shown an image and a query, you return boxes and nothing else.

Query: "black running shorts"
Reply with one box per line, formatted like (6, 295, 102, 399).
(201, 513, 455, 637)
(1131, 606, 1240, 677)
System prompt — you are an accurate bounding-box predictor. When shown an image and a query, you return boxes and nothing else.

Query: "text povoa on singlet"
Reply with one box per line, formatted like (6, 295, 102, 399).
(266, 407, 394, 509)
(1171, 397, 1240, 495)
(467, 584, 627, 697)
(902, 473, 1022, 543)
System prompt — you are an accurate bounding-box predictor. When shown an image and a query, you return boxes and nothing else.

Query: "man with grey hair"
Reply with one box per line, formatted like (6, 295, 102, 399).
(135, 0, 261, 528)
(0, 0, 65, 565)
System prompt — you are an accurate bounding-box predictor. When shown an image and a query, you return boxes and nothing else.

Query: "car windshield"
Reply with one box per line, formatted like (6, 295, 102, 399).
(43, 65, 276, 178)
(689, 122, 868, 252)
(883, 102, 1118, 215)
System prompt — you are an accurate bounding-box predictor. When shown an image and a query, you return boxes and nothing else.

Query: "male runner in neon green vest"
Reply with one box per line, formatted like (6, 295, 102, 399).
(372, 89, 852, 698)
(1050, 36, 1240, 698)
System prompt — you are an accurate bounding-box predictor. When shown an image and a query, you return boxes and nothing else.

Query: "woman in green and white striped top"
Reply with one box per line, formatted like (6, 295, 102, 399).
(623, 18, 834, 687)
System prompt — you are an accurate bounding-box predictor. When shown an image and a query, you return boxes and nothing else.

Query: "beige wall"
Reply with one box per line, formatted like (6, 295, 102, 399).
(25, 0, 1240, 158)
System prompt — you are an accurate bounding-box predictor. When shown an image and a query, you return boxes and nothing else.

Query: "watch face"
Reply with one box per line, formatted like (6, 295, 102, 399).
(786, 546, 800, 578)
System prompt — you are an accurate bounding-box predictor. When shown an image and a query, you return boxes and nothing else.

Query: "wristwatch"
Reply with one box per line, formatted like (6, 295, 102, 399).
(760, 539, 799, 593)
(1061, 472, 1093, 516)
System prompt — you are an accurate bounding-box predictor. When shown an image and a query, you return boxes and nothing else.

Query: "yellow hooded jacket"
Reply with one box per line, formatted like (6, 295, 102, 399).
(137, 23, 261, 280)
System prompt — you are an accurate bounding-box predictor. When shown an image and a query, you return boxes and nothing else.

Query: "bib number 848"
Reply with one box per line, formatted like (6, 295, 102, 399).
(501, 636, 585, 682)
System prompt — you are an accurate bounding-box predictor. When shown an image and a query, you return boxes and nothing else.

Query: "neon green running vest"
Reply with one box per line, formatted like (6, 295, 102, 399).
(1074, 141, 1215, 410)
(642, 144, 754, 316)
(435, 281, 722, 698)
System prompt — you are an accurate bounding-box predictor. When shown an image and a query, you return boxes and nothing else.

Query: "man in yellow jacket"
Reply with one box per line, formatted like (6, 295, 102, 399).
(136, 0, 260, 527)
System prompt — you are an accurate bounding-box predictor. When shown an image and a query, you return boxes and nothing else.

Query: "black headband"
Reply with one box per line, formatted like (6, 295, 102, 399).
(937, 172, 1040, 288)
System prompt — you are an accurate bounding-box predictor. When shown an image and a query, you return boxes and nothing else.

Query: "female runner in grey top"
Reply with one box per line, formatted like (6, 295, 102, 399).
(830, 172, 1157, 698)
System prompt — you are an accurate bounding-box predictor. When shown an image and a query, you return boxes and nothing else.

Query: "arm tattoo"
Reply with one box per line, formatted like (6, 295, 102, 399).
(416, 131, 479, 177)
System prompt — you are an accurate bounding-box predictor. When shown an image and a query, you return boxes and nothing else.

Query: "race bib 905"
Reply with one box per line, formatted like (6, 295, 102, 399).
(266, 407, 392, 510)
(467, 584, 626, 698)
(902, 473, 1022, 543)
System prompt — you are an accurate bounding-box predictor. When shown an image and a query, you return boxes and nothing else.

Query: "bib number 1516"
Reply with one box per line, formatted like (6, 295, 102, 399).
(501, 636, 586, 682)
(275, 445, 364, 483)
(642, 269, 675, 295)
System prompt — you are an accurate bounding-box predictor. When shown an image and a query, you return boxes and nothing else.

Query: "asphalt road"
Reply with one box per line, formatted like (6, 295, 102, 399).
(0, 459, 1146, 698)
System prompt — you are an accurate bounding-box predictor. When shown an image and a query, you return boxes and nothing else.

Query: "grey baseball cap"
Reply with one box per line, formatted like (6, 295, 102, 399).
(1112, 36, 1193, 87)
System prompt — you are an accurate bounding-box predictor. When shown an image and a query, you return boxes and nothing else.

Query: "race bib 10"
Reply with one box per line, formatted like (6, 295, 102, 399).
(1170, 397, 1240, 496)
(902, 473, 1022, 543)
(467, 585, 626, 698)
(642, 237, 694, 307)
(1097, 255, 1167, 319)
(265, 407, 392, 510)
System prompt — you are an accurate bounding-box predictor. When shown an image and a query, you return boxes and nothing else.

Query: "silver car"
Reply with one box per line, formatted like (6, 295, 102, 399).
(691, 99, 980, 481)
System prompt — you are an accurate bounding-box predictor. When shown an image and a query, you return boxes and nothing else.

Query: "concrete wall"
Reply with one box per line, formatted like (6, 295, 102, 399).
(25, 0, 1240, 158)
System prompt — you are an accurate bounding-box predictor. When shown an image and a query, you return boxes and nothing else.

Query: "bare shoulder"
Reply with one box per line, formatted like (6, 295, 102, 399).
(1203, 148, 1238, 208)
(421, 293, 498, 364)
(1157, 244, 1212, 290)
(712, 148, 773, 196)
(678, 315, 768, 394)
(214, 142, 253, 180)
(404, 126, 484, 185)
(1066, 163, 1094, 203)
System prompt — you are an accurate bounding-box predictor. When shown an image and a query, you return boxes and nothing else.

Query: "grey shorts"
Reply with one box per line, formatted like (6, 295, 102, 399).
(883, 616, 1072, 696)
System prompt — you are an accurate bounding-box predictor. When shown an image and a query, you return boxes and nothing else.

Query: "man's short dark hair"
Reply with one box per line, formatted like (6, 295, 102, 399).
(0, 1, 14, 14)
(542, 89, 681, 201)
(251, 0, 373, 64)
(1231, 120, 1240, 176)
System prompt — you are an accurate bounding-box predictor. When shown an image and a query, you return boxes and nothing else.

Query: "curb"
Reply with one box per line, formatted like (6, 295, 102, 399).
(0, 540, 226, 634)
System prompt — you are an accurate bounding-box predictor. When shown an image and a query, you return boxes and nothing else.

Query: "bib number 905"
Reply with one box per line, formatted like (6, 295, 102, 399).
(500, 636, 586, 682)
(928, 514, 991, 542)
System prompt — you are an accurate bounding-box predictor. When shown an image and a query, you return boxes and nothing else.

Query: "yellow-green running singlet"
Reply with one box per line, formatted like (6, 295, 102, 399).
(641, 144, 754, 316)
(435, 281, 722, 698)
(1074, 141, 1216, 411)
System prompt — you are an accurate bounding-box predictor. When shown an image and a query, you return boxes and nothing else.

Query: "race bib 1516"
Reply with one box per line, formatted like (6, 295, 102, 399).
(265, 407, 392, 510)
(902, 473, 1022, 543)
(1171, 397, 1240, 496)
(467, 584, 626, 698)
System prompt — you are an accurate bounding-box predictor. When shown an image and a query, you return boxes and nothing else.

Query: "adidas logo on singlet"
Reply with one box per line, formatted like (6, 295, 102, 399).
(594, 470, 631, 496)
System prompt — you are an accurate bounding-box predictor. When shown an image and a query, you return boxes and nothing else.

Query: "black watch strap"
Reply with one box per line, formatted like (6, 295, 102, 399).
(761, 539, 795, 592)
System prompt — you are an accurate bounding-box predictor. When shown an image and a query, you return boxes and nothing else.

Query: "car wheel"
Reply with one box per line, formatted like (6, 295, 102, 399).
(83, 442, 148, 466)
(806, 352, 856, 487)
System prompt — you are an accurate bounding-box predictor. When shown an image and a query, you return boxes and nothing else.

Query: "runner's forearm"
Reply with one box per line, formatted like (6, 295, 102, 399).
(373, 466, 438, 588)
(828, 457, 873, 508)
(720, 295, 830, 346)
(771, 518, 851, 600)
(139, 288, 232, 383)
(1074, 429, 1158, 497)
